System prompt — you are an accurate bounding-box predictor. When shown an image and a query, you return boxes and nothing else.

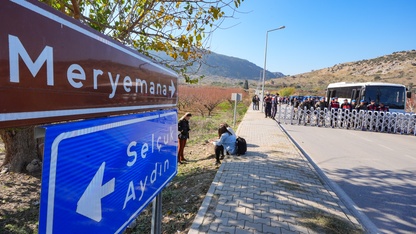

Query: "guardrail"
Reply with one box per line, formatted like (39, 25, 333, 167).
(276, 105, 416, 136)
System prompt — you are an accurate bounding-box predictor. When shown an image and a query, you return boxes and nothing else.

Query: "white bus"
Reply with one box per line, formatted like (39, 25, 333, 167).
(326, 82, 411, 113)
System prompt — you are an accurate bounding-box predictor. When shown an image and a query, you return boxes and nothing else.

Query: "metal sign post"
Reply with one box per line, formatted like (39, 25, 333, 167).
(151, 193, 163, 234)
(231, 93, 242, 127)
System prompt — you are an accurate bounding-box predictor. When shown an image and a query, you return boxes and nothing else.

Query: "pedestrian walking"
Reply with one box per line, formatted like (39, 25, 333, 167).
(252, 95, 260, 110)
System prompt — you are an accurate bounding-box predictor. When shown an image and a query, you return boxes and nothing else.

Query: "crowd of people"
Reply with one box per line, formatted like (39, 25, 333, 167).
(179, 95, 393, 166)
(284, 97, 391, 130)
(252, 93, 283, 119)
(326, 97, 389, 112)
(253, 94, 390, 113)
(251, 94, 392, 128)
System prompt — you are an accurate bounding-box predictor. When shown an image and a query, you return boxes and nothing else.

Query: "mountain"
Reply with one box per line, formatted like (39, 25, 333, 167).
(189, 51, 285, 80)
(272, 72, 285, 78)
(151, 50, 285, 80)
(268, 50, 416, 95)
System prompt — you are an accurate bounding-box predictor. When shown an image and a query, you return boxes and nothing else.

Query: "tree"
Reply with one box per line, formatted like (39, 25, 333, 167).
(178, 86, 243, 117)
(40, 0, 244, 83)
(1, 0, 245, 172)
(278, 87, 296, 97)
(188, 87, 229, 117)
(243, 80, 249, 90)
(0, 128, 38, 173)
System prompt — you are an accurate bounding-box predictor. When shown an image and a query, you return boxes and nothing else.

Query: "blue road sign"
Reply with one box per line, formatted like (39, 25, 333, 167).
(38, 109, 178, 233)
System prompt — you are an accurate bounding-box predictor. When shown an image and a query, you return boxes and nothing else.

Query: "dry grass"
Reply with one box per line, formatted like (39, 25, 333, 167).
(298, 210, 364, 234)
(0, 170, 41, 234)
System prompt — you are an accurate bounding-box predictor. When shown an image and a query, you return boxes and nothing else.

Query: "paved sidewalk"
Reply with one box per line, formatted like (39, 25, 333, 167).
(188, 108, 363, 234)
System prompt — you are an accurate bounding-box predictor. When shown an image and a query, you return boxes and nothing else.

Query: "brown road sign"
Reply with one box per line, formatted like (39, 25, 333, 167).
(0, 0, 178, 128)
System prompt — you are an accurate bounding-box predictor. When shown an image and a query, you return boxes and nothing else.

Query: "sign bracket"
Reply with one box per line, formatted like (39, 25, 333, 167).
(34, 127, 46, 139)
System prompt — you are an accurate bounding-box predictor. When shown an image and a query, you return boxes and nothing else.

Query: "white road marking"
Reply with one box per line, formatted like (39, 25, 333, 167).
(378, 144, 394, 151)
(403, 154, 416, 160)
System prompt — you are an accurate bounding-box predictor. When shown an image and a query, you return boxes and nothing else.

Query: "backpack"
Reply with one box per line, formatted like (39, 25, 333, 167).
(235, 137, 247, 156)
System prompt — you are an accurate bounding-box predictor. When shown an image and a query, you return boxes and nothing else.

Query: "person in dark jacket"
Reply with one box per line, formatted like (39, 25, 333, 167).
(351, 100, 357, 109)
(178, 112, 192, 164)
(264, 93, 272, 118)
(252, 95, 260, 110)
(315, 98, 327, 126)
(355, 100, 368, 111)
(354, 100, 368, 130)
(315, 97, 327, 110)
(298, 98, 312, 124)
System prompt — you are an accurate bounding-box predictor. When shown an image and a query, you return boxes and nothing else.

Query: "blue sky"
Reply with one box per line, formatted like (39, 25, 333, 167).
(208, 0, 416, 76)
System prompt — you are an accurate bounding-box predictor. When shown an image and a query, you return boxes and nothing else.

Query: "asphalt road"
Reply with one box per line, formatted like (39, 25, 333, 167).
(280, 124, 416, 234)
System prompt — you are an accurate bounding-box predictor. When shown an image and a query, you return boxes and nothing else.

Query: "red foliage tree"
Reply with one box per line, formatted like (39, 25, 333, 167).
(178, 86, 245, 117)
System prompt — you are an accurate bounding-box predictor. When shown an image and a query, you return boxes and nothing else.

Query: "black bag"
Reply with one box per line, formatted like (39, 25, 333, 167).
(235, 137, 247, 155)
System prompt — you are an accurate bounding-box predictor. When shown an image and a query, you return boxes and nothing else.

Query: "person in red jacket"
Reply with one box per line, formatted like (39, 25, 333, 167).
(340, 99, 352, 111)
(378, 102, 389, 112)
(340, 99, 352, 128)
(367, 100, 377, 111)
(330, 97, 340, 109)
(330, 97, 340, 127)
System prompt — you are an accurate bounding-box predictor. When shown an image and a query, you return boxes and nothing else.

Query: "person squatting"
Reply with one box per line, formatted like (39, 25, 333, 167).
(211, 123, 236, 166)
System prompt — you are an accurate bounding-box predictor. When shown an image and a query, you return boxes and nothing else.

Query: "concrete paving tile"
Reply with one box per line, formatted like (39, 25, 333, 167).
(228, 218, 245, 228)
(207, 230, 221, 234)
(253, 215, 271, 225)
(217, 225, 236, 234)
(216, 204, 231, 212)
(238, 201, 254, 209)
(244, 207, 262, 217)
(208, 223, 219, 232)
(280, 227, 298, 234)
(232, 206, 246, 214)
(221, 211, 237, 219)
(237, 213, 253, 222)
(262, 224, 281, 234)
(244, 221, 263, 232)
(234, 227, 253, 234)
(288, 222, 310, 233)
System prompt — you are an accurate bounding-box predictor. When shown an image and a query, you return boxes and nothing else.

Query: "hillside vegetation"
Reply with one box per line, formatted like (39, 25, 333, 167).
(268, 50, 416, 95)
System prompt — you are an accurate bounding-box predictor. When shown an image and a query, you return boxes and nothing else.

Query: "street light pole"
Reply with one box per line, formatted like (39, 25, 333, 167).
(261, 26, 285, 112)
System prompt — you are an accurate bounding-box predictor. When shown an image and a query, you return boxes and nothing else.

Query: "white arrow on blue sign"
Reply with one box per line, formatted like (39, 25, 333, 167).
(39, 109, 178, 233)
